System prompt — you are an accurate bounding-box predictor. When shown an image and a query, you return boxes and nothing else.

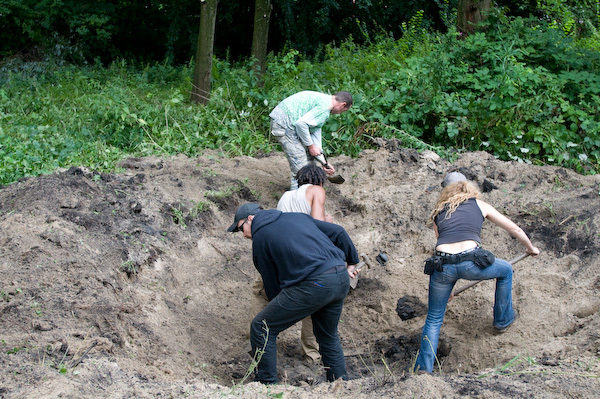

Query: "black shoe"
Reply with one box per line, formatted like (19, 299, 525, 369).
(494, 312, 518, 334)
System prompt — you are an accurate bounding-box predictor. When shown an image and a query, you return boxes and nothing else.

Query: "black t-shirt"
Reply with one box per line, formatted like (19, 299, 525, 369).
(435, 198, 484, 246)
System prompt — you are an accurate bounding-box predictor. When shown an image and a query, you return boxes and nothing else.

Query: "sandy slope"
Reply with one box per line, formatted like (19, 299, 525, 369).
(1, 144, 599, 398)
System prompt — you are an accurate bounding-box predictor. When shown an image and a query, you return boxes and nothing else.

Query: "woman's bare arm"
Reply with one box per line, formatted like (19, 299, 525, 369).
(477, 199, 540, 256)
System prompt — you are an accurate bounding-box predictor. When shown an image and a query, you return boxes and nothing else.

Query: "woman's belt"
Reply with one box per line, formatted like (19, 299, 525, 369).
(434, 246, 479, 264)
(424, 247, 495, 275)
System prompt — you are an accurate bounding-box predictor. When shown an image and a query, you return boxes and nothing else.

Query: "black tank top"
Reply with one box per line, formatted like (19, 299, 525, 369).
(435, 198, 484, 246)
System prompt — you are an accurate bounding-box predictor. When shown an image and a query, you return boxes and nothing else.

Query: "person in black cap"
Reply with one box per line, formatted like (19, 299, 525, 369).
(228, 202, 360, 384)
(226, 203, 264, 233)
(413, 172, 540, 374)
(249, 165, 334, 364)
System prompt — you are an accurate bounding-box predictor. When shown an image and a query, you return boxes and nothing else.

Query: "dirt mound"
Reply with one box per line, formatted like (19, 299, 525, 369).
(1, 146, 599, 398)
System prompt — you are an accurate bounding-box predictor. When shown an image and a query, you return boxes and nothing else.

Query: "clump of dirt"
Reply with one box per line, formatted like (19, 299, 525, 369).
(396, 295, 427, 321)
(1, 146, 599, 398)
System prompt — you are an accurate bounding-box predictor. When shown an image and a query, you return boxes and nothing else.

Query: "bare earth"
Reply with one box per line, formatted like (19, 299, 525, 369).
(1, 142, 599, 398)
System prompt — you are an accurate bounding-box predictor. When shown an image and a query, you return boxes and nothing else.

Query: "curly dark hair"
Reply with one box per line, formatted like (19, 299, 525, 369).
(296, 164, 326, 187)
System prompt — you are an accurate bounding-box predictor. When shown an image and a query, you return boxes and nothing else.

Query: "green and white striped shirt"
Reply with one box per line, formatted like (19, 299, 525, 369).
(269, 91, 332, 148)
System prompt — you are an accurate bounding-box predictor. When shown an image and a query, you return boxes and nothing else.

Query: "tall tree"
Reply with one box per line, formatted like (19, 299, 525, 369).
(191, 0, 218, 104)
(457, 0, 492, 35)
(251, 0, 272, 86)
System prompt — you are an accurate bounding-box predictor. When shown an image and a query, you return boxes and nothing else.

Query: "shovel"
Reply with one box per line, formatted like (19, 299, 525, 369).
(452, 252, 530, 297)
(313, 153, 345, 184)
(350, 253, 374, 289)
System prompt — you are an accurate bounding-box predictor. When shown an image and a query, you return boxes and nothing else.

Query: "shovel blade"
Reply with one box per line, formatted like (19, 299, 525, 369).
(313, 154, 345, 184)
(327, 175, 345, 184)
(349, 259, 366, 289)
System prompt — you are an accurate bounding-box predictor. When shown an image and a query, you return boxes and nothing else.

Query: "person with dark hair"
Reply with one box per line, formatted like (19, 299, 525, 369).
(414, 172, 540, 374)
(278, 164, 333, 222)
(295, 163, 328, 187)
(269, 90, 353, 189)
(248, 164, 334, 363)
(228, 203, 360, 384)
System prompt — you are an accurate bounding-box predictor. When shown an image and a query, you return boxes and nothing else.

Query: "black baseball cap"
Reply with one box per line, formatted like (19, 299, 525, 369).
(227, 203, 262, 232)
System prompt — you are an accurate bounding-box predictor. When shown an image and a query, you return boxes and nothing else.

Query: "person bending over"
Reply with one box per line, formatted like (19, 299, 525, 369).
(251, 164, 333, 363)
(414, 172, 540, 374)
(228, 203, 360, 384)
(269, 90, 352, 190)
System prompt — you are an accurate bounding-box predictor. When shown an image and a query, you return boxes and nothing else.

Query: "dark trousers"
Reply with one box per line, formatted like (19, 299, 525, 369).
(250, 267, 350, 383)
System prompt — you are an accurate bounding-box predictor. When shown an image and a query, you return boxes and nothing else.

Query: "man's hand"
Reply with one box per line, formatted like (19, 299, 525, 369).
(325, 214, 334, 223)
(307, 144, 322, 157)
(311, 150, 336, 175)
(322, 163, 335, 176)
(346, 264, 360, 279)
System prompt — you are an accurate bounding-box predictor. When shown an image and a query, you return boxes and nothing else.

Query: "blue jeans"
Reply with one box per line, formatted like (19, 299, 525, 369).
(414, 258, 514, 373)
(250, 267, 350, 383)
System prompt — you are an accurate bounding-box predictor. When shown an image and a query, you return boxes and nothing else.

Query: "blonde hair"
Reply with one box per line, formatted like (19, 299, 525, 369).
(429, 181, 480, 222)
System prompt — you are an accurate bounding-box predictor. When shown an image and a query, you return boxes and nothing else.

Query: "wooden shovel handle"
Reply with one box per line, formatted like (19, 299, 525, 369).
(352, 253, 374, 273)
(349, 253, 374, 289)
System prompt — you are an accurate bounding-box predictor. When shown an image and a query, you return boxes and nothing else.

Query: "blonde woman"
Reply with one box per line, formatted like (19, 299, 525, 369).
(414, 172, 540, 374)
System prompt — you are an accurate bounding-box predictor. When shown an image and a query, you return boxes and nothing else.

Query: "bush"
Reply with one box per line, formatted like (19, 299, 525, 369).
(1, 13, 598, 187)
(356, 13, 599, 173)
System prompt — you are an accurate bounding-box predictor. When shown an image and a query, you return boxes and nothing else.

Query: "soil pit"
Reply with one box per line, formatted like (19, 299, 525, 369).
(1, 146, 599, 398)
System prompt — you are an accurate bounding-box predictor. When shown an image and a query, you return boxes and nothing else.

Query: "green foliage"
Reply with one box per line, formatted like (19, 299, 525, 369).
(120, 260, 137, 276)
(535, 0, 600, 39)
(0, 0, 453, 65)
(1, 12, 599, 187)
(0, 58, 275, 186)
(479, 353, 599, 378)
(3, 342, 25, 355)
(3, 0, 599, 69)
(171, 206, 187, 229)
(266, 0, 444, 58)
(0, 0, 200, 64)
(451, 13, 599, 172)
(354, 12, 599, 174)
(0, 287, 22, 302)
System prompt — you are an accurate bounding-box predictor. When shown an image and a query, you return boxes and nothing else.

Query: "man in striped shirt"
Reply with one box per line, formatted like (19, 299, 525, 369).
(269, 90, 353, 190)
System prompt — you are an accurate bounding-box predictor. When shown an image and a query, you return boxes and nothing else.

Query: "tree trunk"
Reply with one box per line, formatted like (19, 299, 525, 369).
(191, 0, 218, 104)
(251, 0, 272, 87)
(457, 0, 492, 36)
